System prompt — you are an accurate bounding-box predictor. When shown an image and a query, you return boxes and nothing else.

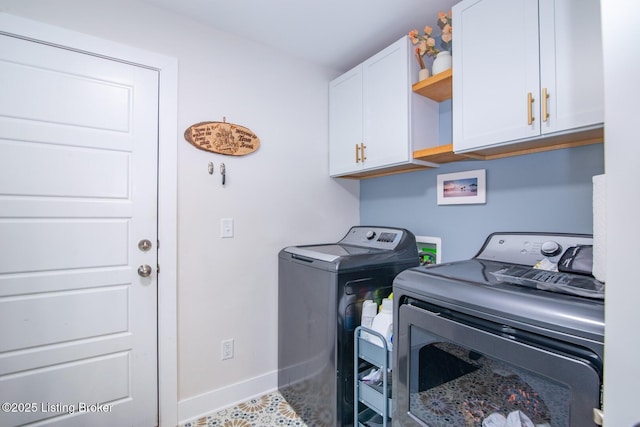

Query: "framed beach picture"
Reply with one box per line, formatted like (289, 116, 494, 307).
(437, 169, 486, 205)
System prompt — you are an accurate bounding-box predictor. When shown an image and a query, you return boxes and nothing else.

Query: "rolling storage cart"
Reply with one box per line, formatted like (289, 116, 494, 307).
(354, 326, 392, 426)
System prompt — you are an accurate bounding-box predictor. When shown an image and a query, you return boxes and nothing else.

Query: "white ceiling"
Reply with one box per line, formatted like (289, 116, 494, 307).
(140, 0, 458, 72)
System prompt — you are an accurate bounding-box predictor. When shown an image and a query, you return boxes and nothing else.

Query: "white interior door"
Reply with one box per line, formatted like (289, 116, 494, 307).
(0, 33, 159, 426)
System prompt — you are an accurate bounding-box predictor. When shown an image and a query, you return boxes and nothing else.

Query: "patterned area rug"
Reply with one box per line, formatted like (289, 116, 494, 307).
(180, 391, 308, 427)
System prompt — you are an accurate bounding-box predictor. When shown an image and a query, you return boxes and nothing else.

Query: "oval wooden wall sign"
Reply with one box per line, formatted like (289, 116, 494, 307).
(184, 120, 260, 156)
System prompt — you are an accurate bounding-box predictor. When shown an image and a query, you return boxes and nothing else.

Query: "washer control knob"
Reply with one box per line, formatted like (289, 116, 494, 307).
(541, 241, 562, 257)
(365, 230, 377, 240)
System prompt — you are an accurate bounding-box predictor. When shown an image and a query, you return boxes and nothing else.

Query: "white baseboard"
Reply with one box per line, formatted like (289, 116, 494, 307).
(177, 370, 278, 425)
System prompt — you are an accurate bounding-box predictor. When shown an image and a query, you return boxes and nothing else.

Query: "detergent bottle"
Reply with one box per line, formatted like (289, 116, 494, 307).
(370, 297, 393, 350)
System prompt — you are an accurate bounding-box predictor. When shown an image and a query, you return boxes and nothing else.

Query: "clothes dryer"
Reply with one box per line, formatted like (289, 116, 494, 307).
(278, 226, 418, 427)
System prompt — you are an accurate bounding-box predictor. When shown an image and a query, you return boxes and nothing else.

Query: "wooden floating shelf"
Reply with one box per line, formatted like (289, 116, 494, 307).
(407, 68, 603, 174)
(411, 68, 452, 102)
(412, 129, 604, 165)
(411, 70, 458, 164)
(460, 127, 605, 160)
(334, 162, 435, 179)
(413, 143, 471, 163)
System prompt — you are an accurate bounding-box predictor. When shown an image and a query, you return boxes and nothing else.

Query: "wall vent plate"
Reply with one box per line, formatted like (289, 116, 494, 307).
(416, 235, 442, 265)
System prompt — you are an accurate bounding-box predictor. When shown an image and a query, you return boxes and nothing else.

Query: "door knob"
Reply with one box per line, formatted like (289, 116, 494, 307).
(138, 264, 152, 277)
(138, 239, 152, 251)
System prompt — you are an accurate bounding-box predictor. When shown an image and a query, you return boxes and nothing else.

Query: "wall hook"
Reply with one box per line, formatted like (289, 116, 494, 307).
(208, 162, 214, 175)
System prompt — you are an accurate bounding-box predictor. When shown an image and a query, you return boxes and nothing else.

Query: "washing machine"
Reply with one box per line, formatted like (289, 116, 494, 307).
(278, 226, 418, 426)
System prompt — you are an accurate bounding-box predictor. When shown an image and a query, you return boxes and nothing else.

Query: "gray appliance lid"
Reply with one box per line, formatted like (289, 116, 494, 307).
(281, 226, 419, 270)
(394, 259, 604, 343)
(394, 232, 605, 343)
(283, 244, 374, 263)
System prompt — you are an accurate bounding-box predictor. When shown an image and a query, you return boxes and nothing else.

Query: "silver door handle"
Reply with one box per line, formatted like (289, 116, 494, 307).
(138, 239, 152, 251)
(138, 264, 152, 277)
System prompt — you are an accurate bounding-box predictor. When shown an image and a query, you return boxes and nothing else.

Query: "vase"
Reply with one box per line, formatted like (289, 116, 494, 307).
(418, 68, 430, 82)
(432, 51, 452, 75)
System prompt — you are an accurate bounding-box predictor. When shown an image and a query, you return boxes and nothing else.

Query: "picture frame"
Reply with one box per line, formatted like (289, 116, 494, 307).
(437, 169, 486, 205)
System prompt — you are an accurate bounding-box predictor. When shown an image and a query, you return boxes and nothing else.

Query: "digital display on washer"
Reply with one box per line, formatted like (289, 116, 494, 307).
(378, 232, 397, 243)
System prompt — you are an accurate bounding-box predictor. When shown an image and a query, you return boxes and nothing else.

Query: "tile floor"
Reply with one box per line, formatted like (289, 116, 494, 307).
(180, 391, 307, 427)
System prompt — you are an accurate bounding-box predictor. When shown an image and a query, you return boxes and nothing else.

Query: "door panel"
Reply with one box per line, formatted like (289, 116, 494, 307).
(0, 219, 129, 273)
(0, 43, 131, 131)
(0, 286, 129, 352)
(453, 0, 541, 151)
(0, 140, 130, 198)
(396, 303, 601, 427)
(539, 0, 604, 134)
(2, 352, 130, 426)
(362, 37, 410, 168)
(0, 33, 158, 426)
(329, 67, 363, 176)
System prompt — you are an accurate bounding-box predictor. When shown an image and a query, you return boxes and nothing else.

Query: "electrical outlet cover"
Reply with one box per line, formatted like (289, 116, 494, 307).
(221, 339, 234, 360)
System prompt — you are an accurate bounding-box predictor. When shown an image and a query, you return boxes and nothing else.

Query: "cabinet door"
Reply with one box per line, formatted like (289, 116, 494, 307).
(453, 0, 540, 152)
(539, 0, 604, 134)
(362, 37, 410, 169)
(329, 67, 363, 176)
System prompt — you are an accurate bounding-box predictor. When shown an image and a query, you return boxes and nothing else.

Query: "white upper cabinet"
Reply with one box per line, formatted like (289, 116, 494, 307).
(329, 67, 363, 176)
(329, 36, 439, 178)
(452, 0, 604, 153)
(538, 0, 604, 134)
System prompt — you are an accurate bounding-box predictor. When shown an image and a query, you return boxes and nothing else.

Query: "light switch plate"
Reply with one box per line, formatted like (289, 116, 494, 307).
(221, 218, 234, 238)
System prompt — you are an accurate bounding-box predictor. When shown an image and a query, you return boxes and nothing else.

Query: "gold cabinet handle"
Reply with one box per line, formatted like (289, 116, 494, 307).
(360, 143, 366, 162)
(542, 87, 549, 122)
(355, 144, 360, 163)
(527, 92, 535, 125)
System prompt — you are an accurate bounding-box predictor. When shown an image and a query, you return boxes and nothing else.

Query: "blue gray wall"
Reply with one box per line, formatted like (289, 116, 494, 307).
(360, 142, 604, 262)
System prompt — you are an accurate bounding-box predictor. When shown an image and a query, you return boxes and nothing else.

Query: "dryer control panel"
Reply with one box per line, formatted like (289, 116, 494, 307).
(340, 226, 407, 250)
(475, 232, 593, 265)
